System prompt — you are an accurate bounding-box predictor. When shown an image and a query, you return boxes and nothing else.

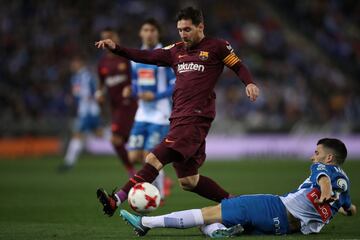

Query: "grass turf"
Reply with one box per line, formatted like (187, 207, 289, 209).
(0, 155, 359, 239)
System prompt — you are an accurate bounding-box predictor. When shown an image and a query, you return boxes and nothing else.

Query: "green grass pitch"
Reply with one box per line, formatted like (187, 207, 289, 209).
(0, 155, 359, 239)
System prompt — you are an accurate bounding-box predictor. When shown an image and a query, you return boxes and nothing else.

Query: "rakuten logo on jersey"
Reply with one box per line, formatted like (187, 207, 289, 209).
(177, 62, 205, 73)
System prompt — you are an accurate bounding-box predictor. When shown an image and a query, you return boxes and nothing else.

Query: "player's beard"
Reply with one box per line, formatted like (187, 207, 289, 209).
(182, 39, 192, 48)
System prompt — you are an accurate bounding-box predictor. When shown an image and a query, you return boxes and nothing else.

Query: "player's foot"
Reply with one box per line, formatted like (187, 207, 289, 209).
(120, 209, 150, 236)
(57, 164, 73, 173)
(210, 224, 244, 238)
(164, 176, 173, 197)
(96, 188, 118, 217)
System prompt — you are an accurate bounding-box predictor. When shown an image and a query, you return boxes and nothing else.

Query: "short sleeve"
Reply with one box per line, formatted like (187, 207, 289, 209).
(309, 163, 331, 185)
(166, 68, 176, 85)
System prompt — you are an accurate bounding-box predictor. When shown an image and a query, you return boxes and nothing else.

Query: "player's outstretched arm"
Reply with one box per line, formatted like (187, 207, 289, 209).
(315, 175, 336, 204)
(95, 39, 172, 66)
(219, 41, 259, 102)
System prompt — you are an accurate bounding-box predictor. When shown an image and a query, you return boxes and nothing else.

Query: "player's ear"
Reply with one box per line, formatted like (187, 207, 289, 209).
(325, 153, 335, 164)
(197, 22, 204, 32)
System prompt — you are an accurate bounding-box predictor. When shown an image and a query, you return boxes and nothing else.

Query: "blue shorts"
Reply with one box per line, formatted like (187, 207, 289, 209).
(74, 114, 100, 133)
(221, 194, 290, 235)
(128, 122, 169, 151)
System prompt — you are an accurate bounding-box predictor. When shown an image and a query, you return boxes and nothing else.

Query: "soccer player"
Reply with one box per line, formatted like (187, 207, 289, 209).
(97, 28, 138, 177)
(128, 19, 175, 199)
(95, 7, 260, 216)
(120, 138, 357, 237)
(59, 56, 102, 171)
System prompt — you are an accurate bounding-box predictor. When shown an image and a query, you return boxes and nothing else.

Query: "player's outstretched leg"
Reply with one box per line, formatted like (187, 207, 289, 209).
(120, 210, 150, 236)
(96, 153, 165, 216)
(119, 204, 241, 238)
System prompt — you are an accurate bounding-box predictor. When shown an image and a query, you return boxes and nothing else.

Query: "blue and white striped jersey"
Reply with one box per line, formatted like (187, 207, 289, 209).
(280, 163, 352, 234)
(71, 67, 100, 117)
(131, 43, 175, 125)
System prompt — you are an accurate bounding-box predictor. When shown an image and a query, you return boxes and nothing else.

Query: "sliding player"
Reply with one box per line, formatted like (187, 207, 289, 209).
(95, 7, 260, 216)
(120, 138, 356, 237)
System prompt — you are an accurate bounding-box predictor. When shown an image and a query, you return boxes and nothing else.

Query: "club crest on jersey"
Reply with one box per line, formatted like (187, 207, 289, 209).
(199, 51, 209, 61)
(118, 63, 127, 71)
(337, 178, 348, 191)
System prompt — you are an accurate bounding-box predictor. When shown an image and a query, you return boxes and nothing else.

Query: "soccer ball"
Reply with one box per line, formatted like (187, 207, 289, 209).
(128, 182, 161, 214)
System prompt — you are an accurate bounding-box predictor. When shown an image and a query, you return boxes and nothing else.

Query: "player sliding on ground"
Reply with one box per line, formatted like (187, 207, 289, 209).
(95, 7, 260, 216)
(120, 138, 356, 237)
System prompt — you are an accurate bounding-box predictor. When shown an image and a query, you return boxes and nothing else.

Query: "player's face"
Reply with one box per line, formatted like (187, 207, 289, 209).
(139, 24, 159, 47)
(70, 59, 83, 73)
(101, 31, 120, 44)
(311, 144, 333, 164)
(177, 19, 204, 48)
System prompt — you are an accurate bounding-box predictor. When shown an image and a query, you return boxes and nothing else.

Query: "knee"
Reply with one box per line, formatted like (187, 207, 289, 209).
(128, 151, 143, 164)
(145, 153, 163, 170)
(178, 175, 199, 191)
(111, 135, 124, 146)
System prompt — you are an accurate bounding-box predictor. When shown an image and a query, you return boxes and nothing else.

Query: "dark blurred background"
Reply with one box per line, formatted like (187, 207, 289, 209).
(0, 0, 359, 138)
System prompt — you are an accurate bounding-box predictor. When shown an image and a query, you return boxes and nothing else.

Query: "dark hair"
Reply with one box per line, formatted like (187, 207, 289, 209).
(101, 27, 116, 33)
(317, 138, 347, 165)
(176, 7, 204, 25)
(141, 18, 161, 33)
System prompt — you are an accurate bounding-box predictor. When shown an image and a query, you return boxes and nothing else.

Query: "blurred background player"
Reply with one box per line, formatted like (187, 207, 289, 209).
(96, 28, 138, 177)
(59, 56, 102, 171)
(128, 19, 176, 200)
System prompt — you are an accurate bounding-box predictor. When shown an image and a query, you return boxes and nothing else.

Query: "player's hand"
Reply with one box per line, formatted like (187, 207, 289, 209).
(95, 90, 105, 104)
(95, 39, 116, 50)
(338, 205, 357, 216)
(245, 83, 259, 102)
(122, 85, 132, 98)
(139, 91, 155, 101)
(314, 193, 337, 205)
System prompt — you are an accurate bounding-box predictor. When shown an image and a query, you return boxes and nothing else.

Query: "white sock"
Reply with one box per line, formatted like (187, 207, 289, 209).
(200, 223, 227, 237)
(141, 209, 204, 229)
(152, 169, 165, 199)
(64, 138, 83, 166)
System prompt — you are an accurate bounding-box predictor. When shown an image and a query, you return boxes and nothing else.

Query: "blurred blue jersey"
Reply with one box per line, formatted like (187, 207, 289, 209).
(131, 43, 175, 125)
(280, 163, 352, 234)
(71, 67, 100, 117)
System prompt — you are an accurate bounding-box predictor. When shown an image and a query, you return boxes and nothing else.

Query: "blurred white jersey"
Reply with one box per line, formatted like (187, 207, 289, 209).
(131, 44, 175, 125)
(71, 67, 100, 117)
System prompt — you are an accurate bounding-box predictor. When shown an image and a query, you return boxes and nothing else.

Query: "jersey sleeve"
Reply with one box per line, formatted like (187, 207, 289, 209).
(309, 163, 331, 186)
(341, 191, 352, 210)
(89, 74, 97, 95)
(334, 176, 352, 210)
(154, 67, 175, 100)
(166, 67, 176, 85)
(111, 45, 173, 67)
(130, 61, 138, 97)
(216, 40, 255, 86)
